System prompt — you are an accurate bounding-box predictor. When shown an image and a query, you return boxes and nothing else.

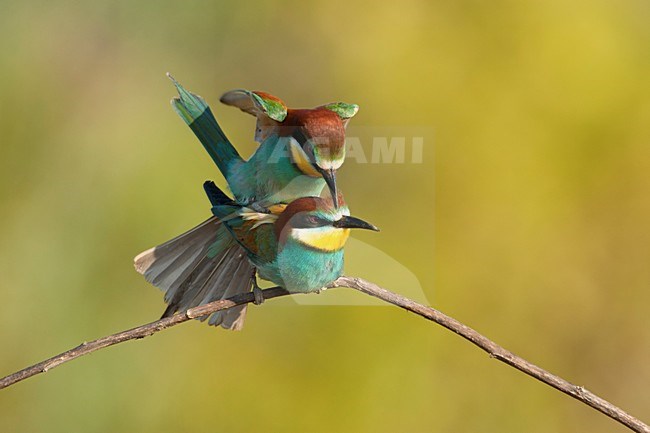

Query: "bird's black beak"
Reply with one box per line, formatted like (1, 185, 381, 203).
(333, 215, 380, 232)
(320, 168, 339, 208)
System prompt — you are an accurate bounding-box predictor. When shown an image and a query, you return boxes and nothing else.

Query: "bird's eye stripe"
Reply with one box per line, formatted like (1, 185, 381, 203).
(292, 214, 330, 228)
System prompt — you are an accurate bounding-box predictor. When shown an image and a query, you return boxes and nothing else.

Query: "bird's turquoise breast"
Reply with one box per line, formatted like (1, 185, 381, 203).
(269, 239, 344, 293)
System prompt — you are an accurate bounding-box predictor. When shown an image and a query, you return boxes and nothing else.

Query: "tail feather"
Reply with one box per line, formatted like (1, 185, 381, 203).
(167, 73, 243, 177)
(134, 217, 254, 330)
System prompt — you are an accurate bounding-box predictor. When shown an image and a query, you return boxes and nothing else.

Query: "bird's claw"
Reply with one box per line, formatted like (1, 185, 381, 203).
(250, 269, 264, 305)
(253, 284, 264, 305)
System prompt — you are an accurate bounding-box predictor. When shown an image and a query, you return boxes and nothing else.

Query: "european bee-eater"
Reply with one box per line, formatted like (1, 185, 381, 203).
(168, 75, 358, 208)
(135, 183, 378, 329)
(203, 181, 378, 293)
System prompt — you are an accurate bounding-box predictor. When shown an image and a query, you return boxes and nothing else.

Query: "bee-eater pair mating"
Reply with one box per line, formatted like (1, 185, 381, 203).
(134, 75, 378, 330)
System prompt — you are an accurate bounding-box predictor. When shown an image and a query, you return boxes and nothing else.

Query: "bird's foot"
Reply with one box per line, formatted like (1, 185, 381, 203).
(249, 269, 265, 305)
(253, 284, 264, 305)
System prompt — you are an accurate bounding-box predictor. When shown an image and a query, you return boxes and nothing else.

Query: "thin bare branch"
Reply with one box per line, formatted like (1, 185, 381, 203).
(0, 287, 289, 390)
(0, 278, 647, 433)
(331, 277, 649, 433)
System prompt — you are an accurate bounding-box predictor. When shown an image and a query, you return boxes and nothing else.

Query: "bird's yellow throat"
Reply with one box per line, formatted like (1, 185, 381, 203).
(292, 227, 350, 252)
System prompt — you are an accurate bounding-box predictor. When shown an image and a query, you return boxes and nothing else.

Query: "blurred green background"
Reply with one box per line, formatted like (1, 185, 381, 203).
(1, 0, 648, 432)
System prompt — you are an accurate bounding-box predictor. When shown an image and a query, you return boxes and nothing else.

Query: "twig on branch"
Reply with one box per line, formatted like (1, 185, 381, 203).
(0, 277, 647, 433)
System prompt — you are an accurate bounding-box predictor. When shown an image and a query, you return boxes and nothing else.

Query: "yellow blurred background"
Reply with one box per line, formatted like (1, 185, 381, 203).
(1, 1, 648, 432)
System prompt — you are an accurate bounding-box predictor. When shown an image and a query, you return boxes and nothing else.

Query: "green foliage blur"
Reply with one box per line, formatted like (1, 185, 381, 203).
(1, 1, 648, 432)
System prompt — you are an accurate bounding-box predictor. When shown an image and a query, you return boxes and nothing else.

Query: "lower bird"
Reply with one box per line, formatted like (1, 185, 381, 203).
(134, 183, 378, 330)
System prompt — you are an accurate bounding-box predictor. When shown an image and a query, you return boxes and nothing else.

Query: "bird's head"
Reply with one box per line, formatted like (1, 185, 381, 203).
(274, 196, 378, 253)
(220, 90, 358, 208)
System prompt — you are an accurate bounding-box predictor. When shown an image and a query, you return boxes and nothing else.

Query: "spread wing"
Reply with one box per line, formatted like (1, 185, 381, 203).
(220, 89, 287, 143)
(134, 217, 254, 330)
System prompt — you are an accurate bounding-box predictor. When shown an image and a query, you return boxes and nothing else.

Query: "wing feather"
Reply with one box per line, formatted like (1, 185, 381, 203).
(134, 217, 254, 330)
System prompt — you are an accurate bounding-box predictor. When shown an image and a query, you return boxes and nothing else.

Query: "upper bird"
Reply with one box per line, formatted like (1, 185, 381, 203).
(168, 74, 359, 208)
